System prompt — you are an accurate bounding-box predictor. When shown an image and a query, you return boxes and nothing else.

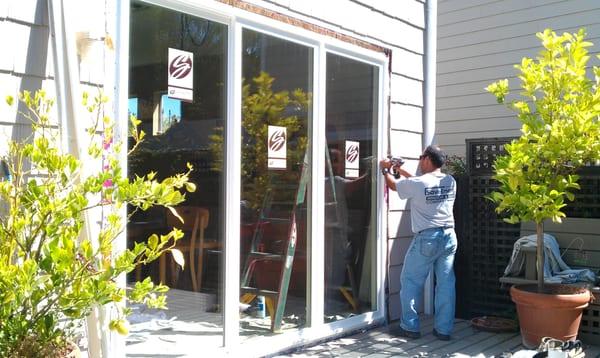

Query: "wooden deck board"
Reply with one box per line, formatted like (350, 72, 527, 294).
(459, 332, 520, 356)
(429, 330, 497, 356)
(338, 319, 436, 356)
(480, 334, 523, 356)
(581, 343, 600, 357)
(284, 315, 600, 357)
(399, 321, 478, 356)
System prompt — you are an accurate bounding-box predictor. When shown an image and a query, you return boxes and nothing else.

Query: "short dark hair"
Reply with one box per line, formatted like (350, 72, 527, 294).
(423, 145, 446, 168)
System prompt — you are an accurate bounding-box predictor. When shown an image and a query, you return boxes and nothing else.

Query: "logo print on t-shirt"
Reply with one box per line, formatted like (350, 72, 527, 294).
(424, 186, 455, 203)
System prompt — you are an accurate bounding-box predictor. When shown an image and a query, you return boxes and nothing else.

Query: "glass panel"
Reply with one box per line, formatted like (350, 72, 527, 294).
(324, 53, 378, 321)
(127, 1, 227, 354)
(238, 29, 313, 338)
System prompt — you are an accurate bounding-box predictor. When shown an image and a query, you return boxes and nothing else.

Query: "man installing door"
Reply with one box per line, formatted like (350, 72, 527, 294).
(380, 145, 457, 341)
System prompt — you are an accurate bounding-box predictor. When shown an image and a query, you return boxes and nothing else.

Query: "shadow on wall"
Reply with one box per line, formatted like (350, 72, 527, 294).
(395, 203, 412, 239)
(385, 202, 414, 321)
(12, 0, 49, 157)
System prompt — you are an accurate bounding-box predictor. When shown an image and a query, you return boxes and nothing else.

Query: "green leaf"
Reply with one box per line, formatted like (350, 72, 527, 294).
(508, 176, 519, 191)
(565, 191, 575, 201)
(184, 182, 196, 192)
(148, 234, 158, 250)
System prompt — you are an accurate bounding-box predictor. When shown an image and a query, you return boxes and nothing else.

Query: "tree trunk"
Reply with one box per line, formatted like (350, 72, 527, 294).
(536, 221, 544, 292)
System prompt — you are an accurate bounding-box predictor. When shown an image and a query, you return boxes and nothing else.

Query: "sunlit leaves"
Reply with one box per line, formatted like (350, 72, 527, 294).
(486, 28, 600, 227)
(485, 79, 509, 103)
(0, 90, 195, 355)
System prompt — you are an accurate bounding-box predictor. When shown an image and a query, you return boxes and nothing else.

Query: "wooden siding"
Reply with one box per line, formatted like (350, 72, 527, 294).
(436, 0, 600, 157)
(0, 0, 107, 152)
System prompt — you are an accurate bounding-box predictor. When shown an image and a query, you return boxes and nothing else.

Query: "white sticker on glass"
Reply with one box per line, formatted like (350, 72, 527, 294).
(345, 140, 359, 178)
(268, 125, 287, 170)
(167, 48, 194, 102)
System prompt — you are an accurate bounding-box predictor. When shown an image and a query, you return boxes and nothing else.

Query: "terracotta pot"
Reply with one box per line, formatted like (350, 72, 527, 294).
(510, 284, 591, 348)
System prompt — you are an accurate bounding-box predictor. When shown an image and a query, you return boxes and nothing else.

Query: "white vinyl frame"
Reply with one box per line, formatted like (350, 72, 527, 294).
(116, 0, 389, 356)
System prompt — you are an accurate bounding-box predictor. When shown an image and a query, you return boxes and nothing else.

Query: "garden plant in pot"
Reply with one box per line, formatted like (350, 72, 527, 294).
(486, 28, 600, 348)
(0, 91, 195, 357)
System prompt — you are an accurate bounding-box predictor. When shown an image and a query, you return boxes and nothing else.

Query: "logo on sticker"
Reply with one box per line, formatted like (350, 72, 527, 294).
(346, 144, 359, 163)
(268, 130, 286, 152)
(169, 55, 192, 79)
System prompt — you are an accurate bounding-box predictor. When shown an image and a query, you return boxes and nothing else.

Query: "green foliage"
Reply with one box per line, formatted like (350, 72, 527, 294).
(0, 90, 195, 357)
(444, 155, 467, 176)
(486, 29, 600, 225)
(209, 71, 311, 209)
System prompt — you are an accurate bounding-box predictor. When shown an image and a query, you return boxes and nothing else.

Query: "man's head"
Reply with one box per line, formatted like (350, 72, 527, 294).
(418, 145, 446, 173)
(329, 148, 344, 176)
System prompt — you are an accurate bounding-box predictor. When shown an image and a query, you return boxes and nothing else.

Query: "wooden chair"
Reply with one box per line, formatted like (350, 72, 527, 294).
(160, 206, 217, 292)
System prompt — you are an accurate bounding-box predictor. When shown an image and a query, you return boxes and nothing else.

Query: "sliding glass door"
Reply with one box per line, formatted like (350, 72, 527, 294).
(127, 1, 227, 354)
(323, 53, 379, 321)
(125, 1, 384, 354)
(238, 29, 313, 338)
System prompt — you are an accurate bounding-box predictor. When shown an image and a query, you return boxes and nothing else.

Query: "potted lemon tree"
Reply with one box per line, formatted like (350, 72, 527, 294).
(0, 91, 195, 357)
(486, 29, 600, 348)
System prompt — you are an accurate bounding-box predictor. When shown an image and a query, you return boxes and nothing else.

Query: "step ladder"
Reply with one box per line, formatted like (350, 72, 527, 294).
(240, 152, 309, 332)
(324, 148, 359, 312)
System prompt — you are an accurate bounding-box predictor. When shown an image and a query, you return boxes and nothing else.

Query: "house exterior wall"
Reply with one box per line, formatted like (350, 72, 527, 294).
(0, 0, 108, 155)
(436, 0, 600, 157)
(0, 0, 428, 336)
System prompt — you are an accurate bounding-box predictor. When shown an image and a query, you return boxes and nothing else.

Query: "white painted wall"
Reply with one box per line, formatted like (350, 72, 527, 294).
(436, 0, 600, 157)
(0, 0, 108, 155)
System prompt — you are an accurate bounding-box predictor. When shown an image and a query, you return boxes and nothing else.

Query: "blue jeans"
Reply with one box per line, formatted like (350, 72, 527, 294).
(399, 227, 457, 335)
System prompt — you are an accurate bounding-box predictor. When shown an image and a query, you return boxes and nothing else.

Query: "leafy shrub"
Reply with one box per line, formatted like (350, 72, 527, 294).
(0, 91, 195, 357)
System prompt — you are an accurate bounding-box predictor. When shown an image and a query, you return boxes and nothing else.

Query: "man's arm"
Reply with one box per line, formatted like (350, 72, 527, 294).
(379, 158, 413, 192)
(382, 169, 397, 191)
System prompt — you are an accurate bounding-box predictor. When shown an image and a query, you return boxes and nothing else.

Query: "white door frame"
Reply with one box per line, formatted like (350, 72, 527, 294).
(116, 0, 390, 355)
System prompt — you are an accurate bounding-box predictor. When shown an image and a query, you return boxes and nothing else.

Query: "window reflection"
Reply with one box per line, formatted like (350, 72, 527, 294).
(237, 29, 313, 337)
(127, 1, 227, 353)
(324, 53, 378, 321)
(159, 95, 181, 134)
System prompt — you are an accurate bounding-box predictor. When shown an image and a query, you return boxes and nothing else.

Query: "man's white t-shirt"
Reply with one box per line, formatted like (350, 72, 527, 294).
(395, 171, 456, 234)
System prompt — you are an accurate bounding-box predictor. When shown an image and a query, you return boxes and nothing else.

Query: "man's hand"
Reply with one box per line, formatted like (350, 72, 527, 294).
(380, 157, 403, 177)
(380, 157, 397, 191)
(380, 158, 392, 170)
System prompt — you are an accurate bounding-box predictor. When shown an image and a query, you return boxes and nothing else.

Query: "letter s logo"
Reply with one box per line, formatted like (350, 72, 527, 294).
(169, 55, 192, 79)
(269, 130, 286, 152)
(346, 144, 359, 163)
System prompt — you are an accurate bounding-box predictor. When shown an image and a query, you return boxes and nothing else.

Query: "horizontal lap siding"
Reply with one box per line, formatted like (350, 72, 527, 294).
(0, 0, 107, 124)
(436, 0, 600, 157)
(1, 1, 52, 181)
